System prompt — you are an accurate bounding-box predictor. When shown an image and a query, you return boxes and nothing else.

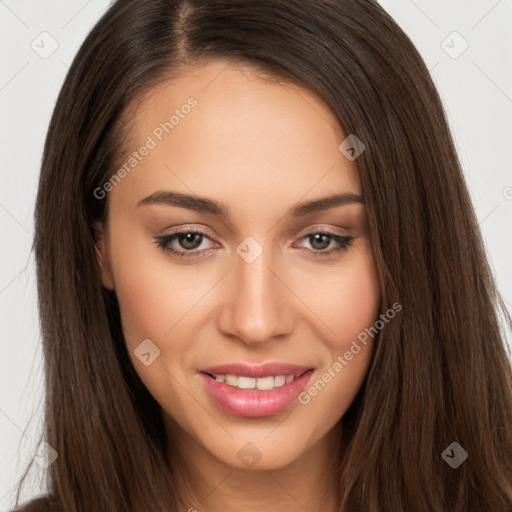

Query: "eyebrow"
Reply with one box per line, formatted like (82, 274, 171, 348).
(137, 190, 364, 217)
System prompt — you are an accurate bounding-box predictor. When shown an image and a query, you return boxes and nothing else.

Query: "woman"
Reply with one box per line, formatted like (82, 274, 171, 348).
(14, 0, 512, 510)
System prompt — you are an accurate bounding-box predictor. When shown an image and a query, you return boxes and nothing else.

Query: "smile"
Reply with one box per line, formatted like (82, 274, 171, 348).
(207, 373, 297, 390)
(199, 363, 315, 418)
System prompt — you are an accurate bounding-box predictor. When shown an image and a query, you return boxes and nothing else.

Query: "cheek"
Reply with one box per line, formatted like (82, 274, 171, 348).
(330, 255, 380, 340)
(294, 243, 381, 347)
(292, 244, 380, 421)
(108, 226, 205, 349)
(111, 255, 170, 347)
(108, 230, 203, 412)
(111, 226, 381, 357)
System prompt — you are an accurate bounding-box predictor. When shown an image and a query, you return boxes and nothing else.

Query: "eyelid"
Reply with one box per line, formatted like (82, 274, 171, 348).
(154, 223, 354, 259)
(157, 223, 349, 242)
(292, 231, 353, 255)
(153, 225, 218, 259)
(293, 223, 350, 240)
(160, 224, 217, 237)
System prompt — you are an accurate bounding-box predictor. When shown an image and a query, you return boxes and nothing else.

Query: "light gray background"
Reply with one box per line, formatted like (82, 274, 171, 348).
(1, 0, 511, 508)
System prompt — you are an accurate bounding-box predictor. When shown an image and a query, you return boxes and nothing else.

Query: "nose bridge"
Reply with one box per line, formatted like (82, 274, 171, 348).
(218, 237, 292, 344)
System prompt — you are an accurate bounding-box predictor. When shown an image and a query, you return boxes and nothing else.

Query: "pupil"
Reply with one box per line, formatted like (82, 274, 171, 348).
(176, 233, 332, 251)
(311, 233, 330, 250)
(180, 233, 201, 250)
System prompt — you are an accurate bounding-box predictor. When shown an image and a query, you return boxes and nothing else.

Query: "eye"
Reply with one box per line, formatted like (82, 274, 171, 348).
(294, 231, 354, 257)
(154, 228, 354, 261)
(154, 229, 217, 260)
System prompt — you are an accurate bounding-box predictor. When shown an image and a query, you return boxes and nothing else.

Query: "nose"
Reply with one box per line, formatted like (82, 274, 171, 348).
(217, 244, 294, 347)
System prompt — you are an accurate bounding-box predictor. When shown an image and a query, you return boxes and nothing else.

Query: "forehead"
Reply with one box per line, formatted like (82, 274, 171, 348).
(109, 60, 361, 211)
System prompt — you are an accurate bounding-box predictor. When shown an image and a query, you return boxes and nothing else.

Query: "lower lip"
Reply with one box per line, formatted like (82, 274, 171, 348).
(200, 370, 314, 418)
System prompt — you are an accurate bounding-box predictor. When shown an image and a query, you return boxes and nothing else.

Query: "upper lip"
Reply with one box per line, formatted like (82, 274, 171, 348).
(199, 362, 314, 379)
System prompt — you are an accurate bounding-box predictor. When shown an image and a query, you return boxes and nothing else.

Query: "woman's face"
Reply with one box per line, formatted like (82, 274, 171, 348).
(95, 60, 380, 470)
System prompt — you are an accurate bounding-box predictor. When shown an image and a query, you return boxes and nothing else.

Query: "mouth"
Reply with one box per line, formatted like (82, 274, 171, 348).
(198, 362, 315, 418)
(202, 369, 311, 391)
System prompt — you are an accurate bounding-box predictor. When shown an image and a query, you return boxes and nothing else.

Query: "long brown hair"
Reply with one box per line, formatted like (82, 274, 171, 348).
(16, 0, 512, 510)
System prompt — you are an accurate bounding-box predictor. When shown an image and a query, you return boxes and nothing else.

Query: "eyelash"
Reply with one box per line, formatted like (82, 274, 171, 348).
(154, 228, 354, 261)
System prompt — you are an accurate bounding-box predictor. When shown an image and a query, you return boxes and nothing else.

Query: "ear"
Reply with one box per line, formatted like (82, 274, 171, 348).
(92, 221, 115, 290)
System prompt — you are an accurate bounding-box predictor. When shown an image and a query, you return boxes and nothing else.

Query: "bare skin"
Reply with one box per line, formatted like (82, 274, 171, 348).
(94, 60, 380, 511)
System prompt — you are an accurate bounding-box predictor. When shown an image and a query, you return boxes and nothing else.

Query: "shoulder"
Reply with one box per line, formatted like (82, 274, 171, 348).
(11, 496, 60, 512)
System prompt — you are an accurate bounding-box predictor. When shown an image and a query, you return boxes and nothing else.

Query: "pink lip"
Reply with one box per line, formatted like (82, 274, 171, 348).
(198, 363, 315, 418)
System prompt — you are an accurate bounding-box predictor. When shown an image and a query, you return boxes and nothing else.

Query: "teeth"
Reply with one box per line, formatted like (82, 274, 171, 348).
(237, 376, 256, 389)
(256, 376, 274, 390)
(212, 373, 297, 390)
(225, 375, 238, 386)
(274, 375, 285, 387)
